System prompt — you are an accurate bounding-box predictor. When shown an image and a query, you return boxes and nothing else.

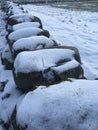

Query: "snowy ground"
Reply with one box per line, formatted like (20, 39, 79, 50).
(0, 4, 98, 130)
(22, 4, 98, 79)
(0, 11, 10, 83)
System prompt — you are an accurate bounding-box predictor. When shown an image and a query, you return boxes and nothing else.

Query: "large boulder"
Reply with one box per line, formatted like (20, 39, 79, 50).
(1, 45, 14, 69)
(7, 14, 42, 26)
(8, 27, 50, 49)
(6, 14, 42, 32)
(13, 22, 42, 31)
(13, 47, 83, 91)
(11, 80, 98, 130)
(12, 36, 58, 59)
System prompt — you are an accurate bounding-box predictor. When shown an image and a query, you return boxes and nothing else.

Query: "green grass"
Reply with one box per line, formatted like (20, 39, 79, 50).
(51, 1, 98, 12)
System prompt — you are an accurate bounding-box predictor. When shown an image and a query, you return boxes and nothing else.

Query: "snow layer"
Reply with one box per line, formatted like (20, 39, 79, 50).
(52, 59, 79, 74)
(17, 80, 98, 130)
(12, 36, 55, 51)
(2, 45, 13, 63)
(14, 49, 75, 74)
(8, 3, 24, 16)
(22, 4, 98, 79)
(9, 13, 34, 23)
(8, 27, 43, 41)
(0, 77, 21, 123)
(0, 9, 21, 125)
(13, 22, 41, 31)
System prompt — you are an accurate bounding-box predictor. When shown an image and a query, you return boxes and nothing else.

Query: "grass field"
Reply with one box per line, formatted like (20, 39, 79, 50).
(51, 1, 98, 12)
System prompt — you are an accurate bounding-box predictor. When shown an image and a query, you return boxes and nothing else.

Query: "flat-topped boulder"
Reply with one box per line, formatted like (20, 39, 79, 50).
(13, 47, 83, 90)
(8, 27, 50, 48)
(12, 36, 58, 58)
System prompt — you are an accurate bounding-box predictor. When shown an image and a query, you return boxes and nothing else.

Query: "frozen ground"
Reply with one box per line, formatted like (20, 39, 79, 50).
(22, 4, 98, 79)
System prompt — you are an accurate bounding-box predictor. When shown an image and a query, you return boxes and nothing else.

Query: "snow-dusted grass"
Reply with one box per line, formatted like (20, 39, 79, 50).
(22, 4, 98, 79)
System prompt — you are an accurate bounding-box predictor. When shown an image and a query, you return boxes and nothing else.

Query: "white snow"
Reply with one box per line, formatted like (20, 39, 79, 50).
(8, 5, 23, 16)
(0, 10, 11, 82)
(1, 45, 13, 63)
(12, 36, 55, 52)
(16, 80, 98, 130)
(9, 8, 23, 16)
(0, 77, 22, 123)
(0, 3, 98, 130)
(9, 13, 34, 23)
(8, 27, 43, 42)
(13, 22, 41, 31)
(22, 4, 98, 79)
(52, 59, 79, 74)
(14, 49, 75, 74)
(6, 2, 23, 15)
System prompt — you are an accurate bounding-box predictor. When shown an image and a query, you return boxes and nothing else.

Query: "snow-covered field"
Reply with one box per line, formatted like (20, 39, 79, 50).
(0, 3, 98, 130)
(22, 4, 98, 79)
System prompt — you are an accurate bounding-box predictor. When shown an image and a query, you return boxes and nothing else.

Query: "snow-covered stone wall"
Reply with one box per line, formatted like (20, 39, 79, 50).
(12, 0, 52, 3)
(12, 0, 98, 3)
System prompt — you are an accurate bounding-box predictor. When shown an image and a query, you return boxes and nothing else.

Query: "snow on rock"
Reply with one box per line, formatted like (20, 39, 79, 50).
(8, 27, 50, 47)
(7, 4, 24, 16)
(13, 22, 42, 31)
(16, 80, 98, 130)
(7, 13, 42, 26)
(1, 2, 98, 130)
(23, 4, 98, 79)
(7, 13, 34, 24)
(12, 36, 57, 58)
(14, 48, 75, 74)
(1, 45, 13, 69)
(52, 59, 79, 74)
(6, 13, 42, 33)
(13, 48, 83, 90)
